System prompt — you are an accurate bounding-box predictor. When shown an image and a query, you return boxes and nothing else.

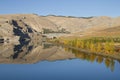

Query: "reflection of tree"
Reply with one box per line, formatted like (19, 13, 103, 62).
(104, 58, 115, 72)
(96, 56, 103, 64)
(75, 52, 86, 60)
(86, 55, 91, 62)
(64, 47, 70, 52)
(63, 46, 116, 72)
(105, 58, 111, 68)
(71, 48, 79, 54)
(110, 60, 115, 72)
(90, 54, 96, 62)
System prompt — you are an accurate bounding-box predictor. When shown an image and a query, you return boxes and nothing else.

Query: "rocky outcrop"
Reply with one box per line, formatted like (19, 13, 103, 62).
(0, 14, 43, 43)
(0, 14, 58, 32)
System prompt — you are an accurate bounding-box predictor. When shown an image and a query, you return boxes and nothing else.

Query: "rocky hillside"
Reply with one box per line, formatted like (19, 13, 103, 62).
(0, 14, 120, 42)
(0, 14, 55, 42)
(0, 14, 58, 32)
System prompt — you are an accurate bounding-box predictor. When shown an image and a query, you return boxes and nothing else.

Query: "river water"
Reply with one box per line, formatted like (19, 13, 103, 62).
(0, 41, 120, 80)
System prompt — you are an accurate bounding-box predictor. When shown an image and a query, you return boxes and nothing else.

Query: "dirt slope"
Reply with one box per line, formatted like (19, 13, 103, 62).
(1, 14, 120, 40)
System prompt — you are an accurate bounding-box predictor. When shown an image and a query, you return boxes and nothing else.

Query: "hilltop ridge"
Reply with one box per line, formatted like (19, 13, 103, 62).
(0, 14, 120, 42)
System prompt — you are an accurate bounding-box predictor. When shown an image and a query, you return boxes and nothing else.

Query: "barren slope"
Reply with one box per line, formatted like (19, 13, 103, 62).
(45, 16, 120, 36)
(0, 14, 58, 32)
(1, 14, 120, 39)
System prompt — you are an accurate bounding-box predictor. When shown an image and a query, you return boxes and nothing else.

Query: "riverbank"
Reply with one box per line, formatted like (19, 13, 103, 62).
(49, 37, 120, 61)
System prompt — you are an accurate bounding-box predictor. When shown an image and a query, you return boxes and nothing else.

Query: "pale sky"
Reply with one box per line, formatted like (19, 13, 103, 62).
(0, 0, 120, 17)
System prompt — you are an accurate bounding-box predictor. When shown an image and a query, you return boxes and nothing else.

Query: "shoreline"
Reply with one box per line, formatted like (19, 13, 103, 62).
(49, 41, 120, 61)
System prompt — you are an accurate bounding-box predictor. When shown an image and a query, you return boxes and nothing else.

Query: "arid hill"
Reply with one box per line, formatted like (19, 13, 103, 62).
(0, 14, 56, 42)
(44, 15, 120, 36)
(1, 14, 120, 64)
(0, 14, 120, 42)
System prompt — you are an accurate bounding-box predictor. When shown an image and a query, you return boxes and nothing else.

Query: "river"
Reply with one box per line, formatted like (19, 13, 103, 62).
(0, 40, 120, 80)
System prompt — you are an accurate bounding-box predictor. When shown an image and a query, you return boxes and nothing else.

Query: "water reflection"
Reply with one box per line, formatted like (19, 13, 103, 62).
(0, 40, 75, 64)
(64, 47, 117, 72)
(0, 40, 120, 72)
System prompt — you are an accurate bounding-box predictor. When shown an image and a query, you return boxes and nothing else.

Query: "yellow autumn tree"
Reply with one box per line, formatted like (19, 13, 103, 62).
(96, 42, 102, 52)
(86, 41, 90, 49)
(109, 40, 115, 54)
(104, 40, 115, 54)
(90, 42, 96, 52)
(104, 41, 111, 54)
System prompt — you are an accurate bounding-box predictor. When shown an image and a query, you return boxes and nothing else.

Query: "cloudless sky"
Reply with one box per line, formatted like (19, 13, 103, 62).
(0, 0, 120, 17)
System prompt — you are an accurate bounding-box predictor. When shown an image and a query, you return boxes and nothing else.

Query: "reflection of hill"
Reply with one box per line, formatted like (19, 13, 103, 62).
(0, 43, 14, 58)
(0, 40, 75, 64)
(0, 39, 119, 71)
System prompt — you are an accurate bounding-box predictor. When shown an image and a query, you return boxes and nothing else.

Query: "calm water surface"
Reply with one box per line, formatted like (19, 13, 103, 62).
(0, 41, 120, 80)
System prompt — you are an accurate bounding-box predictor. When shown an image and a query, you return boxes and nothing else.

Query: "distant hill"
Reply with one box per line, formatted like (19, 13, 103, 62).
(44, 15, 120, 34)
(0, 14, 120, 41)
